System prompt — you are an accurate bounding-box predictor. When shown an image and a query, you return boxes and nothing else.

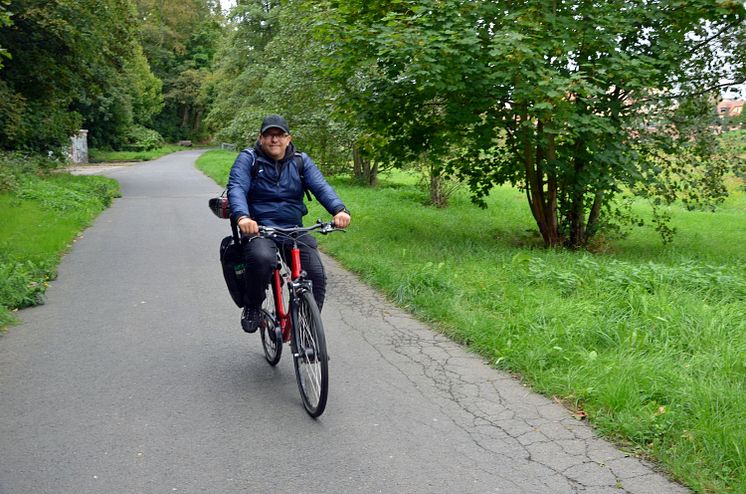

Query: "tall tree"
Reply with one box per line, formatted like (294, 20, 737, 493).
(206, 0, 359, 174)
(317, 0, 746, 247)
(0, 0, 162, 151)
(204, 0, 278, 146)
(134, 0, 223, 141)
(0, 0, 10, 69)
(125, 44, 164, 128)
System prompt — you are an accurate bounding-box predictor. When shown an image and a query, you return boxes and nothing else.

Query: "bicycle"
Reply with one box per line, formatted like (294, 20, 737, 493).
(246, 220, 344, 418)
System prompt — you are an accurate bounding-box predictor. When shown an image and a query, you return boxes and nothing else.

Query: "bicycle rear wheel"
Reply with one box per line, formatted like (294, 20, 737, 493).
(260, 284, 283, 366)
(291, 290, 329, 417)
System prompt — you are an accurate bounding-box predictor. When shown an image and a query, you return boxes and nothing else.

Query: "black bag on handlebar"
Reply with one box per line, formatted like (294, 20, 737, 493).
(220, 223, 246, 308)
(209, 190, 231, 219)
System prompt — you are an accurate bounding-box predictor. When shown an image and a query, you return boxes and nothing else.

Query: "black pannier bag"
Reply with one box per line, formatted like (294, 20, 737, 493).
(211, 196, 246, 307)
(220, 230, 246, 308)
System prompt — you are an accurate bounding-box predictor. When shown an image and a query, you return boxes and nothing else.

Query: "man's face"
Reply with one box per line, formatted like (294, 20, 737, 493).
(259, 128, 291, 160)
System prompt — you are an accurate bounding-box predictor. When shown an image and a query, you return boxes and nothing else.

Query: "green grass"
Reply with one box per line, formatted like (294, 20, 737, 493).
(0, 173, 119, 329)
(196, 149, 238, 185)
(197, 149, 746, 493)
(88, 144, 185, 163)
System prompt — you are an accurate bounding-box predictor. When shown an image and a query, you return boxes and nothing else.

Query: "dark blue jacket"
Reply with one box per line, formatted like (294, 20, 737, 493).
(227, 142, 346, 228)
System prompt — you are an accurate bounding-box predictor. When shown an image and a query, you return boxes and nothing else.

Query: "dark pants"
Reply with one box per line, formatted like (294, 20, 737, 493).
(241, 234, 327, 311)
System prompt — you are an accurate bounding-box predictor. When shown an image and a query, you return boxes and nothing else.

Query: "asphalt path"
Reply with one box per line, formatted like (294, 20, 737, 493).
(0, 150, 689, 493)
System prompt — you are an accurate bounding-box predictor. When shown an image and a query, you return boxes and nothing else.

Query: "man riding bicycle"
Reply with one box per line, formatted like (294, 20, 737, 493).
(227, 115, 351, 333)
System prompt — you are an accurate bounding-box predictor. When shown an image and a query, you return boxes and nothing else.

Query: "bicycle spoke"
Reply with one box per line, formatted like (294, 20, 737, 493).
(260, 283, 283, 365)
(298, 306, 321, 404)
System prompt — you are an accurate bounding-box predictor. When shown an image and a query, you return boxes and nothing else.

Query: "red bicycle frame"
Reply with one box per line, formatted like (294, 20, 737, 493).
(270, 244, 302, 343)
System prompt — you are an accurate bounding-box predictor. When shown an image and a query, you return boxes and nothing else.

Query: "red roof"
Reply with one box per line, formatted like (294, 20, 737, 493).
(717, 99, 744, 117)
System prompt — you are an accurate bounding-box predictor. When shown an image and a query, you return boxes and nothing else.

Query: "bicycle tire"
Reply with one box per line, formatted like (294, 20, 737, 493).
(291, 290, 329, 417)
(260, 284, 283, 366)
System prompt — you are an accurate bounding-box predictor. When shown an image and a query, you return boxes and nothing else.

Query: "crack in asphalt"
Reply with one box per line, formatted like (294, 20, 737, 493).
(326, 263, 689, 494)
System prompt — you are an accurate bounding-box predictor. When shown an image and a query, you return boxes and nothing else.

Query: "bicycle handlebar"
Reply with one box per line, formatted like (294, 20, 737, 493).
(257, 220, 346, 238)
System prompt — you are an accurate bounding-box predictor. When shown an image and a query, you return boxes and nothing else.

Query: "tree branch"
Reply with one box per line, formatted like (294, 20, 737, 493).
(686, 22, 739, 56)
(635, 79, 746, 104)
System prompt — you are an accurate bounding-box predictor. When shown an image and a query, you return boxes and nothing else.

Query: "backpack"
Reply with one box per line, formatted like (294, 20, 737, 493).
(208, 149, 310, 220)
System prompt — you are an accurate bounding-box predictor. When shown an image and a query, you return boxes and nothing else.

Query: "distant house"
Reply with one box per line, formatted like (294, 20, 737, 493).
(717, 99, 744, 118)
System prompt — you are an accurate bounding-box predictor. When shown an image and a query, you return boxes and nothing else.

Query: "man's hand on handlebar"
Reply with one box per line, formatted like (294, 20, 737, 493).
(240, 215, 347, 236)
(333, 211, 351, 229)
(237, 216, 259, 235)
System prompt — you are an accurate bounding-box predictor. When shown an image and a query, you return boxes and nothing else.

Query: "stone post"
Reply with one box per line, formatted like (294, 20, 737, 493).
(70, 129, 89, 164)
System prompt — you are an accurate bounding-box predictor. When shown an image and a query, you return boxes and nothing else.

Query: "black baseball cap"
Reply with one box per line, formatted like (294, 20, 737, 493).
(260, 114, 290, 134)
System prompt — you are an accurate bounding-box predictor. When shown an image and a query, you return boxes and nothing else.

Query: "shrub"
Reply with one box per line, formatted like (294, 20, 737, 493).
(0, 151, 68, 193)
(0, 166, 18, 193)
(0, 257, 52, 310)
(121, 125, 164, 151)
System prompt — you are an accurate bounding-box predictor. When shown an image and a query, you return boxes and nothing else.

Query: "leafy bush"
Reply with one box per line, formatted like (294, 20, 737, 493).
(0, 151, 67, 178)
(0, 257, 53, 310)
(0, 166, 18, 193)
(121, 125, 164, 151)
(0, 151, 70, 195)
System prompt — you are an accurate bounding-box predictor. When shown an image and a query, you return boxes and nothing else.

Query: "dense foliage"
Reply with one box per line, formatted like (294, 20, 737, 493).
(206, 0, 361, 175)
(134, 0, 224, 142)
(0, 0, 10, 68)
(0, 0, 224, 152)
(314, 0, 746, 247)
(1, 0, 744, 240)
(0, 0, 163, 151)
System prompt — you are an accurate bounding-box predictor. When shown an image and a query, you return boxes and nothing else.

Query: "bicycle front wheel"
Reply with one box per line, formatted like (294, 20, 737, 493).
(291, 290, 329, 417)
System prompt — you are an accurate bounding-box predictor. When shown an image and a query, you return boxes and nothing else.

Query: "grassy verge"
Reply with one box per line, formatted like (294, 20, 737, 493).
(196, 150, 746, 493)
(0, 156, 119, 329)
(88, 144, 186, 163)
(195, 149, 238, 184)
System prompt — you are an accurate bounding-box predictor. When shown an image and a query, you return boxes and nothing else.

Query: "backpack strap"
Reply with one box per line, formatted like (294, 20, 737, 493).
(245, 147, 259, 180)
(294, 152, 313, 202)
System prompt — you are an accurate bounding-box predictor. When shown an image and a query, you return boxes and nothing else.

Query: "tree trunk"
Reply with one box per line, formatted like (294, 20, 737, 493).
(352, 144, 363, 178)
(545, 133, 559, 241)
(586, 189, 604, 237)
(352, 143, 378, 186)
(568, 193, 585, 248)
(567, 155, 587, 249)
(181, 105, 190, 130)
(368, 161, 378, 186)
(523, 118, 562, 247)
(192, 108, 203, 133)
(430, 172, 447, 208)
